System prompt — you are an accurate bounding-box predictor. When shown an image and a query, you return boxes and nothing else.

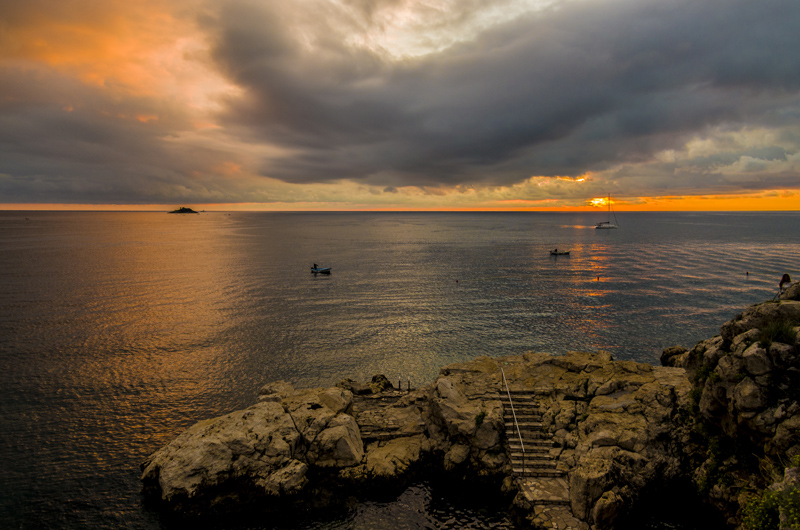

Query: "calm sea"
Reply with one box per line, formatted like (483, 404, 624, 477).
(1, 211, 798, 529)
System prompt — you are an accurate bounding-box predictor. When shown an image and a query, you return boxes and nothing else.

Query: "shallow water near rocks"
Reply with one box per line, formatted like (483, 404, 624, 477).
(616, 480, 729, 530)
(2, 211, 798, 528)
(151, 480, 520, 530)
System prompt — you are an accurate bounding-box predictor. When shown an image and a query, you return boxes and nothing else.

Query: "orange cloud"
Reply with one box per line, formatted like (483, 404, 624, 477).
(1, 0, 218, 100)
(214, 161, 243, 177)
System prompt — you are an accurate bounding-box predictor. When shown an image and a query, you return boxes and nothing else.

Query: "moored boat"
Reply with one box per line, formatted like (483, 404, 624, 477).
(595, 194, 619, 229)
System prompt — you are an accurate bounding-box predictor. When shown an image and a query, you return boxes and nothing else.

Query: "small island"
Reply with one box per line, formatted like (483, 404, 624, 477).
(168, 207, 199, 214)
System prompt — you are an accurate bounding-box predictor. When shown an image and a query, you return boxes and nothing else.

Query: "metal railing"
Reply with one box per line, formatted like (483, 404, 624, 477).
(501, 367, 525, 475)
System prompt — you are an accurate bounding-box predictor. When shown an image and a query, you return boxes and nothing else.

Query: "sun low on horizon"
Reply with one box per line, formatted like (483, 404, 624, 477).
(0, 0, 799, 210)
(3, 190, 800, 212)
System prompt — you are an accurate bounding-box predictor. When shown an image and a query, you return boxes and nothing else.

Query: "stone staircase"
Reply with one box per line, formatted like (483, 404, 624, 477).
(501, 389, 561, 479)
(501, 389, 562, 480)
(500, 388, 575, 528)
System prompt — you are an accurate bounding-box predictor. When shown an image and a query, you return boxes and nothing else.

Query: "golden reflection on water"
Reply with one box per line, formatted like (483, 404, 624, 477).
(44, 213, 247, 450)
(581, 242, 616, 294)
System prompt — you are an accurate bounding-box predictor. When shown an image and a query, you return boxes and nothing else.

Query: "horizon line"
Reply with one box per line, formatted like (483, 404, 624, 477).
(2, 192, 800, 212)
(3, 207, 800, 213)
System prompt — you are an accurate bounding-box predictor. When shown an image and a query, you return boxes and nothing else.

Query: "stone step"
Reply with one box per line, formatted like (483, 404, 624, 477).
(505, 430, 549, 439)
(507, 437, 550, 445)
(508, 443, 553, 453)
(506, 438, 552, 446)
(503, 413, 542, 420)
(509, 449, 553, 458)
(518, 477, 571, 506)
(360, 430, 422, 442)
(511, 461, 557, 470)
(500, 398, 537, 405)
(510, 450, 556, 459)
(505, 423, 546, 429)
(500, 399, 538, 406)
(506, 433, 548, 441)
(502, 397, 543, 404)
(505, 420, 543, 427)
(503, 410, 542, 417)
(500, 397, 537, 404)
(509, 449, 556, 458)
(506, 426, 545, 432)
(513, 468, 565, 478)
(501, 403, 541, 411)
(510, 459, 557, 467)
(505, 421, 547, 429)
(509, 448, 552, 457)
(504, 412, 542, 419)
(500, 395, 538, 402)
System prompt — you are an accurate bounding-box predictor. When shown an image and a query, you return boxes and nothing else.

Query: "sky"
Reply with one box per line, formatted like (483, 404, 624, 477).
(1, 0, 799, 211)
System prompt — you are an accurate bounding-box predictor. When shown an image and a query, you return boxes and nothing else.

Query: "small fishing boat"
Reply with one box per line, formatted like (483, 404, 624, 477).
(311, 264, 331, 274)
(550, 249, 570, 255)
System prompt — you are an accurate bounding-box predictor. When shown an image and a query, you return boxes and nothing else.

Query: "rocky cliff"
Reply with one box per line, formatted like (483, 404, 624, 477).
(660, 282, 800, 528)
(141, 284, 800, 529)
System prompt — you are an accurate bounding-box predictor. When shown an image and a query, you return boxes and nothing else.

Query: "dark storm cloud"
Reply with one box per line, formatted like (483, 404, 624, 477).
(1, 0, 799, 206)
(0, 63, 234, 204)
(208, 0, 800, 188)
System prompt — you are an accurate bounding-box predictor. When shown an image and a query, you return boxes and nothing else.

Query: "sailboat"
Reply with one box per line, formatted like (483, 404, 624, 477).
(595, 194, 619, 229)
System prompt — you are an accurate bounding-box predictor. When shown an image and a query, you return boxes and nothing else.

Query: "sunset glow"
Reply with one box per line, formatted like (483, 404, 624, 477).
(1, 0, 799, 211)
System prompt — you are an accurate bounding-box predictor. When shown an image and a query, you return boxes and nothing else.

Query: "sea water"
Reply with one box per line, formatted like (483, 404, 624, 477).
(1, 210, 798, 528)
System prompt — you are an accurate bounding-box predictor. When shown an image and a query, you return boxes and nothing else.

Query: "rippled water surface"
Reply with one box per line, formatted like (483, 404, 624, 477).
(1, 211, 798, 528)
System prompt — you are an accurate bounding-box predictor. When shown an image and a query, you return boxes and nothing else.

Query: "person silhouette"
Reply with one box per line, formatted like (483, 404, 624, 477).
(780, 273, 791, 292)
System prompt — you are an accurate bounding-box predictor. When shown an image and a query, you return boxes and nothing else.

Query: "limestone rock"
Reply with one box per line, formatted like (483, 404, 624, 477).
(337, 378, 372, 395)
(258, 380, 295, 402)
(720, 301, 800, 342)
(317, 387, 353, 414)
(140, 401, 306, 504)
(741, 343, 771, 376)
(363, 436, 423, 478)
(768, 415, 800, 455)
(369, 374, 394, 393)
(592, 490, 624, 530)
(779, 282, 800, 301)
(660, 346, 687, 368)
(732, 377, 767, 411)
(444, 443, 470, 470)
(426, 360, 505, 468)
(306, 413, 364, 467)
(141, 385, 366, 511)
